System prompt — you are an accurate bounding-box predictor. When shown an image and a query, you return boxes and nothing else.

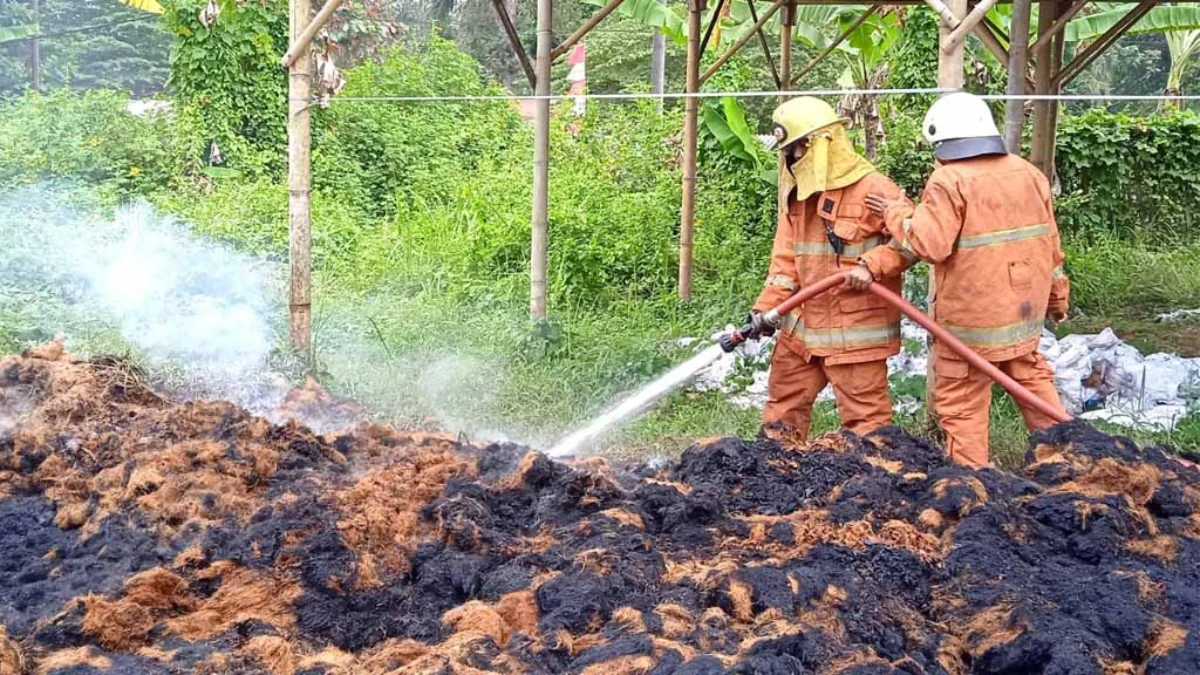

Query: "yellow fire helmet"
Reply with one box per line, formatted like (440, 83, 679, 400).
(773, 97, 873, 201)
(771, 97, 847, 150)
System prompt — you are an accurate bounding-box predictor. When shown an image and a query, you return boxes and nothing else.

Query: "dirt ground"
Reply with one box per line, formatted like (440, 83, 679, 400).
(1, 345, 1199, 674)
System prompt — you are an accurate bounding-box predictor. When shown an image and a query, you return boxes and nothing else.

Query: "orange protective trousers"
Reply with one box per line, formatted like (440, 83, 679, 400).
(763, 336, 893, 439)
(933, 349, 1065, 469)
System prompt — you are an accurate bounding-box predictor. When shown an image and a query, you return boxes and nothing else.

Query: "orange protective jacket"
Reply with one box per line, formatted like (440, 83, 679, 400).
(754, 172, 909, 366)
(861, 153, 1071, 363)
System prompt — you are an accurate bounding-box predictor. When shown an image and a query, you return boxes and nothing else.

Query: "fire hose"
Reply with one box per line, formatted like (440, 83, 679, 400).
(719, 270, 1072, 424)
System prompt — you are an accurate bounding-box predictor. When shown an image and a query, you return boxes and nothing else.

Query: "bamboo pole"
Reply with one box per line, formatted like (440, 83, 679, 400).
(699, 0, 727, 56)
(698, 0, 787, 84)
(1004, 0, 1032, 152)
(924, 0, 959, 28)
(288, 0, 313, 351)
(281, 0, 344, 68)
(777, 0, 793, 223)
(680, 0, 704, 301)
(1028, 0, 1088, 55)
(790, 4, 879, 87)
(551, 0, 626, 61)
(746, 0, 781, 88)
(936, 0, 967, 87)
(942, 0, 1000, 53)
(1053, 0, 1154, 88)
(1030, 0, 1059, 175)
(531, 0, 552, 319)
(491, 0, 536, 88)
(1046, 13, 1065, 172)
(30, 0, 39, 92)
(779, 0, 794, 98)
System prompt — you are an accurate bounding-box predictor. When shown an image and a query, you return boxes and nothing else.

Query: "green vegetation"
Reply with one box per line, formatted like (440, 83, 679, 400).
(0, 0, 1199, 464)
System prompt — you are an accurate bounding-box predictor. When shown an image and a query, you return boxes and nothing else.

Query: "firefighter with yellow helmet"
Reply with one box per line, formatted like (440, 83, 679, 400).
(744, 96, 910, 439)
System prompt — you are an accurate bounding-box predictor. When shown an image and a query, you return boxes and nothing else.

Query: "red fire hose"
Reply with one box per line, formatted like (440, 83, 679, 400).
(722, 270, 1072, 424)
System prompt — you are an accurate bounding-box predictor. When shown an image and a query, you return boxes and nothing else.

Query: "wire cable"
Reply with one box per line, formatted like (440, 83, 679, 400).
(304, 88, 1200, 104)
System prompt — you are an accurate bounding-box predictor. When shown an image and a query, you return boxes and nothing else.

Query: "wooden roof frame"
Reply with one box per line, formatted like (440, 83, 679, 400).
(282, 0, 1156, 341)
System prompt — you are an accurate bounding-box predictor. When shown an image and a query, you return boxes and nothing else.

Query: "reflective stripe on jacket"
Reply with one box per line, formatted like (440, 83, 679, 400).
(862, 154, 1071, 362)
(754, 171, 909, 366)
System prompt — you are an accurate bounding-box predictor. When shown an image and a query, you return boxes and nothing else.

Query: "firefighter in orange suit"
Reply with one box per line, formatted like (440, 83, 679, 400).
(747, 97, 909, 439)
(850, 92, 1071, 468)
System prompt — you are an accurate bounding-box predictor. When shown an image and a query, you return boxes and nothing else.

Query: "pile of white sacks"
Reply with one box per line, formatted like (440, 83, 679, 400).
(693, 318, 1200, 431)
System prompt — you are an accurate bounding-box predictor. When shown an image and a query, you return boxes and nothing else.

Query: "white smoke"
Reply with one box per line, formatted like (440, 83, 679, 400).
(0, 185, 291, 416)
(0, 184, 534, 440)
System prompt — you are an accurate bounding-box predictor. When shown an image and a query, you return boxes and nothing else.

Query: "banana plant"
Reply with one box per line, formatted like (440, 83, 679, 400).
(119, 0, 165, 13)
(0, 24, 40, 44)
(1065, 3, 1200, 101)
(582, 0, 686, 43)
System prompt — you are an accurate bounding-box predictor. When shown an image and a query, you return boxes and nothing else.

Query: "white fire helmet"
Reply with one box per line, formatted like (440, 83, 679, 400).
(922, 92, 1008, 161)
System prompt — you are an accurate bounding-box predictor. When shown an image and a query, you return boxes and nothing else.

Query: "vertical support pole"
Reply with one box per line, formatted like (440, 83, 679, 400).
(777, 0, 794, 222)
(679, 0, 704, 301)
(778, 0, 793, 99)
(1031, 0, 1060, 176)
(531, 0, 552, 320)
(288, 0, 313, 352)
(1045, 15, 1065, 175)
(929, 0, 965, 437)
(1004, 0, 1032, 153)
(937, 0, 967, 88)
(651, 0, 667, 112)
(30, 0, 39, 92)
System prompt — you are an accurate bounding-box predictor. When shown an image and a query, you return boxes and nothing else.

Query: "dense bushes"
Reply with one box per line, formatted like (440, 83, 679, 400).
(162, 0, 290, 175)
(1056, 108, 1200, 241)
(0, 90, 177, 199)
(2, 34, 1199, 320)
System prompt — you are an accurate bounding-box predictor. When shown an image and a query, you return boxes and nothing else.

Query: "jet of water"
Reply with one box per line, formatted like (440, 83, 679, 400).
(547, 343, 726, 457)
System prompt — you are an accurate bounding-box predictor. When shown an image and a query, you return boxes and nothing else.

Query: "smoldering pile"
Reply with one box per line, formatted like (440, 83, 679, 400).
(1, 347, 1199, 675)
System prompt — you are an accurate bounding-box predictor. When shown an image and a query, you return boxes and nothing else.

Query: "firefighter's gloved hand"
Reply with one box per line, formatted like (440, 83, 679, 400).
(1046, 308, 1067, 327)
(843, 263, 874, 291)
(747, 310, 776, 339)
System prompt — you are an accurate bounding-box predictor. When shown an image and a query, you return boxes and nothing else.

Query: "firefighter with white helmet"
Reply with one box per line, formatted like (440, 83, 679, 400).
(746, 96, 910, 440)
(851, 92, 1071, 468)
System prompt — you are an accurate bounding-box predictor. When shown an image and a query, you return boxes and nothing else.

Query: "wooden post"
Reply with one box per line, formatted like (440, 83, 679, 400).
(680, 0, 704, 301)
(936, 0, 966, 88)
(777, 0, 793, 222)
(30, 0, 39, 92)
(779, 0, 794, 98)
(288, 0, 313, 352)
(531, 0, 552, 319)
(281, 0, 345, 68)
(1004, 0, 1032, 152)
(492, 0, 536, 89)
(1030, 0, 1059, 176)
(1045, 12, 1065, 174)
(1028, 0, 1089, 55)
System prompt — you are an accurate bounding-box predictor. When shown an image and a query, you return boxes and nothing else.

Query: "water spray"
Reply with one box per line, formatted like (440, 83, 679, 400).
(546, 343, 727, 457)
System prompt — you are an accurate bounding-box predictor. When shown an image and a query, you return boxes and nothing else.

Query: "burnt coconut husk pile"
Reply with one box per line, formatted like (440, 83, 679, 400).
(1, 345, 1200, 675)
